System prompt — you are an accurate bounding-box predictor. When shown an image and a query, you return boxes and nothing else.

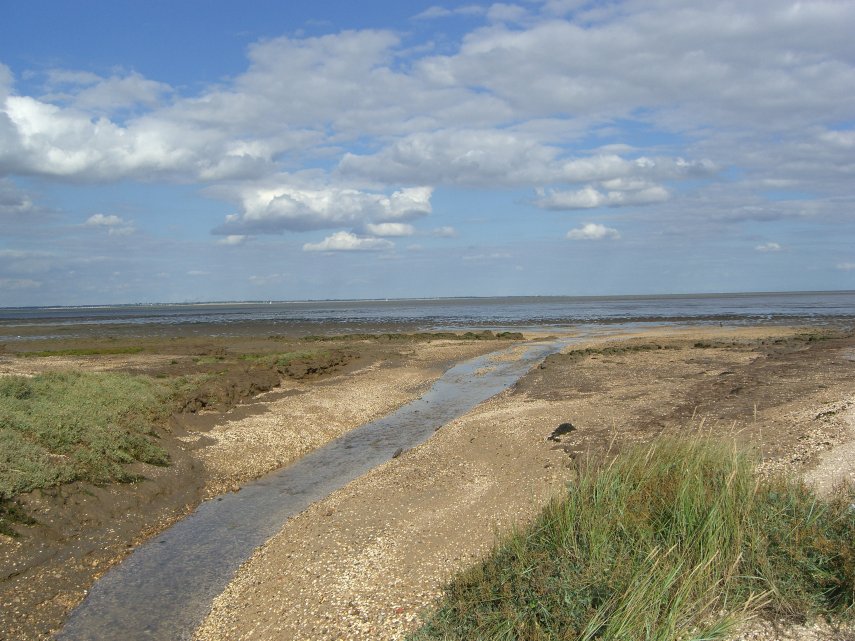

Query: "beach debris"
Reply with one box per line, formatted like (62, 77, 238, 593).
(547, 422, 576, 442)
(392, 447, 404, 458)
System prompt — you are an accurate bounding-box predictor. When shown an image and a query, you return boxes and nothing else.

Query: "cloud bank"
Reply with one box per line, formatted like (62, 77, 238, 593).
(2, 0, 850, 236)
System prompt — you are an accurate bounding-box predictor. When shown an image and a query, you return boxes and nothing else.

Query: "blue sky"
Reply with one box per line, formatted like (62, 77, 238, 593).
(1, 0, 854, 305)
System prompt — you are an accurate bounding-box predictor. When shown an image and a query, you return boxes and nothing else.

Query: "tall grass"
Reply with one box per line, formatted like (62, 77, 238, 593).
(411, 439, 855, 641)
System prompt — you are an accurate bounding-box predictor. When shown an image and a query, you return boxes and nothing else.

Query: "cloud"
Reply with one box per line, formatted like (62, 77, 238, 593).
(432, 226, 457, 238)
(0, 248, 55, 275)
(566, 223, 620, 240)
(536, 185, 668, 210)
(462, 252, 512, 261)
(486, 4, 530, 24)
(0, 63, 12, 102)
(85, 213, 124, 227)
(216, 235, 248, 246)
(215, 184, 432, 234)
(430, 3, 855, 128)
(302, 231, 394, 252)
(84, 213, 135, 236)
(0, 179, 45, 218)
(0, 1, 853, 247)
(338, 130, 561, 187)
(837, 262, 855, 271)
(755, 242, 782, 252)
(363, 222, 414, 237)
(42, 70, 171, 113)
(414, 5, 486, 20)
(248, 272, 289, 286)
(339, 132, 714, 190)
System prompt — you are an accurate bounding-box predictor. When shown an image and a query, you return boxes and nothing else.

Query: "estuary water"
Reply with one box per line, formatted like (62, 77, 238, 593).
(2, 291, 854, 340)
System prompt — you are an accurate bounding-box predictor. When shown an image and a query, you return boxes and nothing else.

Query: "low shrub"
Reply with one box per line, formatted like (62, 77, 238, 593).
(0, 372, 174, 504)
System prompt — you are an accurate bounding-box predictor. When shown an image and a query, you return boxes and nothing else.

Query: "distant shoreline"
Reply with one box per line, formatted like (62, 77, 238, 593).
(3, 289, 854, 313)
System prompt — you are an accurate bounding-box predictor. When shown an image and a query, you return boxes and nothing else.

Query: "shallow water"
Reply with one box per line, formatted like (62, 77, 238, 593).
(57, 336, 589, 640)
(4, 291, 854, 338)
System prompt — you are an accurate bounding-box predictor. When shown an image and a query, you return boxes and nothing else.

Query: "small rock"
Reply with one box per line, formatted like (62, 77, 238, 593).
(547, 422, 576, 442)
(392, 448, 403, 458)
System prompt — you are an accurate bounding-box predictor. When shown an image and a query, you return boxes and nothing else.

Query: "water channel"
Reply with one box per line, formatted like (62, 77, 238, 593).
(57, 336, 586, 640)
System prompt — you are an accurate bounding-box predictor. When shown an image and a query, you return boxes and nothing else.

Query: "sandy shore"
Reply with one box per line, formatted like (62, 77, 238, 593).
(195, 326, 855, 641)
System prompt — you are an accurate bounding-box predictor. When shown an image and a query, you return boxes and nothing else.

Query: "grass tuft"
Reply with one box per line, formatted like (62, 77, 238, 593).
(410, 438, 855, 640)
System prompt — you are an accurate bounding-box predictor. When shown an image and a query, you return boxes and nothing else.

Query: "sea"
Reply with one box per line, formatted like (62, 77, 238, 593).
(1, 291, 854, 340)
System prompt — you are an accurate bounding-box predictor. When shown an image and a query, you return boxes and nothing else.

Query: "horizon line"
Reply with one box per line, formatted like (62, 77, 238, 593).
(2, 289, 854, 311)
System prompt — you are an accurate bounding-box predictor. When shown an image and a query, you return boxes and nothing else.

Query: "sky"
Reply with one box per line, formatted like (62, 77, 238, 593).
(1, 0, 854, 306)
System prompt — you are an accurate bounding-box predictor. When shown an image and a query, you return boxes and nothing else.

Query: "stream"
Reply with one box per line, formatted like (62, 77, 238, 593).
(57, 337, 581, 640)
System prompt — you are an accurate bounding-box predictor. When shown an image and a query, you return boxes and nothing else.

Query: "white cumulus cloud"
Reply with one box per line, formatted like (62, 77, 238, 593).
(216, 184, 432, 235)
(566, 223, 621, 240)
(84, 213, 135, 236)
(0, 1, 853, 253)
(363, 222, 415, 237)
(303, 231, 394, 252)
(537, 185, 669, 210)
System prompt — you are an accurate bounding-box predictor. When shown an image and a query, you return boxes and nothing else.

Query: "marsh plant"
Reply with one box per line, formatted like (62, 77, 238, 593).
(411, 438, 855, 640)
(0, 371, 180, 535)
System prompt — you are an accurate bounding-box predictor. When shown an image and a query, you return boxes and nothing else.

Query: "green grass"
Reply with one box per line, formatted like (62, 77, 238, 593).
(0, 371, 183, 534)
(239, 350, 324, 366)
(410, 438, 855, 641)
